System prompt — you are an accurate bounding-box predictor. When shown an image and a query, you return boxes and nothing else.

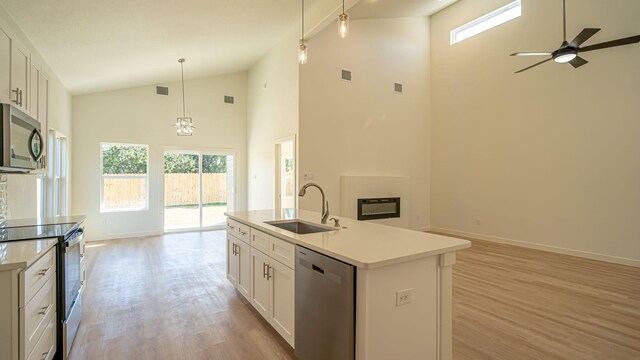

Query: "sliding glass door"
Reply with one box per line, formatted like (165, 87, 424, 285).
(164, 149, 236, 231)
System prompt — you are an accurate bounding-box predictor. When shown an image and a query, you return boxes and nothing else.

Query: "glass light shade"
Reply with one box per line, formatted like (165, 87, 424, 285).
(298, 41, 308, 65)
(554, 52, 577, 63)
(339, 13, 349, 38)
(174, 117, 194, 136)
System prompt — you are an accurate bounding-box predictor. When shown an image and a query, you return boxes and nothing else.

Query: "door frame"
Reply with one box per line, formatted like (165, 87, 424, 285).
(161, 145, 241, 233)
(274, 134, 297, 212)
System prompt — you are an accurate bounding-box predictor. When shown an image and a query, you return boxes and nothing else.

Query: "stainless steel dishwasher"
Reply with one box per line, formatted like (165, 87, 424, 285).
(295, 245, 356, 360)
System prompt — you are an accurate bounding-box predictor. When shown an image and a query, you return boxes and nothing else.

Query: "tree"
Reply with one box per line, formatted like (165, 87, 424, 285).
(203, 155, 227, 173)
(102, 145, 147, 174)
(164, 153, 198, 173)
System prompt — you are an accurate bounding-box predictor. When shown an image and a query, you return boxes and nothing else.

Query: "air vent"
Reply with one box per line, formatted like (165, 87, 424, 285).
(224, 96, 235, 104)
(341, 69, 352, 82)
(394, 83, 403, 94)
(156, 86, 169, 95)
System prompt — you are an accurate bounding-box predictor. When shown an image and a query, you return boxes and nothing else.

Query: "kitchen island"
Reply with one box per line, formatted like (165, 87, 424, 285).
(225, 209, 470, 360)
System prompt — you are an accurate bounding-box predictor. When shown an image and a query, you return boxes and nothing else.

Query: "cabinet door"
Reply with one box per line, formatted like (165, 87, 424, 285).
(39, 71, 49, 167)
(236, 240, 251, 299)
(29, 58, 40, 120)
(250, 248, 270, 320)
(226, 237, 238, 285)
(250, 228, 270, 254)
(269, 259, 295, 346)
(10, 39, 29, 112)
(0, 27, 10, 103)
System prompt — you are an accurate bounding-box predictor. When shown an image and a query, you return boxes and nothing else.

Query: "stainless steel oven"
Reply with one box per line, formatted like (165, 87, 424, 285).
(57, 226, 84, 360)
(0, 103, 44, 172)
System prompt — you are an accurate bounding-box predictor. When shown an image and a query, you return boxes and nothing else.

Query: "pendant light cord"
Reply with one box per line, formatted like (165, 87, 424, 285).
(562, 0, 566, 42)
(342, 0, 345, 14)
(180, 59, 186, 117)
(301, 0, 305, 41)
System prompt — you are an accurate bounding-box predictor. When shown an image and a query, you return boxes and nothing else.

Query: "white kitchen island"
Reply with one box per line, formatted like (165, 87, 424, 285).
(225, 209, 470, 360)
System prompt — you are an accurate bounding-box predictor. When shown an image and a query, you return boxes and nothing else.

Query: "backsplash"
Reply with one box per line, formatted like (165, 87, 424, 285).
(0, 174, 6, 226)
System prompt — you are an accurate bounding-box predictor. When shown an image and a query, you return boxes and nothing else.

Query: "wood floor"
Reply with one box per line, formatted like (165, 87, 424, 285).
(71, 231, 640, 360)
(70, 231, 296, 360)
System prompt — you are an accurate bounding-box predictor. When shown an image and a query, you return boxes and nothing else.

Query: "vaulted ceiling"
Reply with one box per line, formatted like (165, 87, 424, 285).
(0, 0, 457, 95)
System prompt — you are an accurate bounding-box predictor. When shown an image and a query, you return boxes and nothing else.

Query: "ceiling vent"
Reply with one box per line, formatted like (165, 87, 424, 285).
(394, 83, 403, 94)
(224, 96, 235, 104)
(156, 86, 169, 95)
(341, 69, 352, 82)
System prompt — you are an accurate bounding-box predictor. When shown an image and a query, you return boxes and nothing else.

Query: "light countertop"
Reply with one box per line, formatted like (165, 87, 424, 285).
(225, 209, 471, 269)
(0, 238, 57, 271)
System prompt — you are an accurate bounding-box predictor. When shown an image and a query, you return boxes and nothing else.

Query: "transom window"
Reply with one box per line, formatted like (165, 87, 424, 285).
(100, 143, 149, 212)
(451, 0, 521, 45)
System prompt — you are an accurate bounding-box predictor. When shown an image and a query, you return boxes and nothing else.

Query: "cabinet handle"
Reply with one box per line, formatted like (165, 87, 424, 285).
(238, 229, 247, 236)
(19, 89, 23, 106)
(232, 243, 237, 256)
(37, 267, 51, 276)
(228, 224, 235, 230)
(41, 349, 51, 360)
(11, 88, 20, 104)
(266, 265, 272, 280)
(38, 303, 53, 316)
(80, 253, 85, 258)
(262, 262, 267, 278)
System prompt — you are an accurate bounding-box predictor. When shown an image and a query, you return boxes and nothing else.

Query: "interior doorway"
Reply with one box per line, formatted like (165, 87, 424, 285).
(275, 135, 296, 211)
(163, 149, 236, 231)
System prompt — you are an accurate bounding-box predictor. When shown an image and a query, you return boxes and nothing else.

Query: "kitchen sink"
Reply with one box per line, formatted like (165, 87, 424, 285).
(264, 220, 337, 234)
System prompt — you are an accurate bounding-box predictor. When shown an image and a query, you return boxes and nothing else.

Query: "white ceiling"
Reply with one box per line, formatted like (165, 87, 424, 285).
(0, 0, 457, 95)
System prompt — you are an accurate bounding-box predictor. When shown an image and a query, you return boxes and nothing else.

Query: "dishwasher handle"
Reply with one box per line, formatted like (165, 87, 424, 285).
(299, 258, 342, 284)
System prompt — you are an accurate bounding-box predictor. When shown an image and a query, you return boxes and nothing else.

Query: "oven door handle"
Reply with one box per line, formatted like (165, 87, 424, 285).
(66, 229, 84, 247)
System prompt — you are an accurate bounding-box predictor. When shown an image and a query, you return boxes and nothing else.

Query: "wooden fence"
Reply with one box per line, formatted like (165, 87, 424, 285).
(102, 173, 227, 209)
(164, 173, 227, 206)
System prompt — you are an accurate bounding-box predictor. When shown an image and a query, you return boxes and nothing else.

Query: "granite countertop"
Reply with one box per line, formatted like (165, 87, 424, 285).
(225, 209, 471, 269)
(0, 238, 58, 271)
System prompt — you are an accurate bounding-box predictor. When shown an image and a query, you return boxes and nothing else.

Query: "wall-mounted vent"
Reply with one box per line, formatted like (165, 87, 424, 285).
(341, 69, 352, 82)
(156, 86, 169, 95)
(224, 95, 235, 104)
(394, 83, 403, 94)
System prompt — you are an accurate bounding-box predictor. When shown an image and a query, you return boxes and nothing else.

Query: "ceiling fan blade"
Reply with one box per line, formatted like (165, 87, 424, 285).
(569, 56, 588, 68)
(515, 58, 552, 74)
(569, 28, 601, 47)
(580, 34, 640, 52)
(510, 52, 553, 56)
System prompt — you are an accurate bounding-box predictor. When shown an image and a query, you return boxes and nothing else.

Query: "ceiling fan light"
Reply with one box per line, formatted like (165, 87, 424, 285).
(553, 52, 577, 63)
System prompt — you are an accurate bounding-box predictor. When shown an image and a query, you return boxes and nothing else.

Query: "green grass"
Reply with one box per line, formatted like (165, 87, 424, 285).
(165, 203, 227, 209)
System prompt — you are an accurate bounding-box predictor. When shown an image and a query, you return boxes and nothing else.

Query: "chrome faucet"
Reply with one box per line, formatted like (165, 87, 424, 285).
(298, 182, 329, 224)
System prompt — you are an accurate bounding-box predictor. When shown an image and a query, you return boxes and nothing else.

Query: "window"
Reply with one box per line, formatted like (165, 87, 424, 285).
(100, 143, 149, 212)
(47, 130, 67, 217)
(450, 0, 521, 44)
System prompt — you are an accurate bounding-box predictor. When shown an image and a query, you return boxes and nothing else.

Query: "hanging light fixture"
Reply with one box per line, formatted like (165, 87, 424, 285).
(298, 0, 308, 64)
(174, 58, 195, 136)
(338, 0, 349, 38)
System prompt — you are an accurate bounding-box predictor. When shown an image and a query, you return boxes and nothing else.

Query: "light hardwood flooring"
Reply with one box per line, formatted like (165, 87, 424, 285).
(71, 231, 640, 359)
(451, 238, 640, 360)
(70, 231, 296, 360)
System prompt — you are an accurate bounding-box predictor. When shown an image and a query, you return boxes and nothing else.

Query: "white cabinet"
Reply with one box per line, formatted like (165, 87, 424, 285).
(228, 219, 296, 347)
(226, 234, 251, 299)
(0, 27, 11, 104)
(10, 38, 29, 113)
(249, 247, 295, 347)
(0, 244, 57, 360)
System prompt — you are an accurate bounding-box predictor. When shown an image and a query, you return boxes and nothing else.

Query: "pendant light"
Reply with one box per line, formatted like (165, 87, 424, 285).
(298, 0, 308, 65)
(174, 58, 195, 136)
(338, 0, 349, 38)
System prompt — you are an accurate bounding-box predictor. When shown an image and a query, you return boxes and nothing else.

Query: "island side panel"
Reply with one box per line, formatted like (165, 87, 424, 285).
(356, 256, 438, 360)
(437, 252, 456, 360)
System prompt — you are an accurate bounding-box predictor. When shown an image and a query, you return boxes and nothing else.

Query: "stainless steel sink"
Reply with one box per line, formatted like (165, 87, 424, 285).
(264, 220, 337, 234)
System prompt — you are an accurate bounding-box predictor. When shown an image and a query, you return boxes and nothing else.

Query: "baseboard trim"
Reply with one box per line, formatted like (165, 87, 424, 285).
(88, 230, 163, 242)
(412, 227, 430, 232)
(429, 227, 640, 268)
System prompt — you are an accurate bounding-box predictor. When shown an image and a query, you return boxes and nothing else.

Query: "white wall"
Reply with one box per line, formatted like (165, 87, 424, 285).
(298, 17, 431, 230)
(72, 73, 247, 240)
(430, 0, 640, 266)
(0, 6, 73, 219)
(246, 31, 299, 210)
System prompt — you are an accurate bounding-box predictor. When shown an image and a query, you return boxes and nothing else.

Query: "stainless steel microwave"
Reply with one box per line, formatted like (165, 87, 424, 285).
(0, 103, 44, 172)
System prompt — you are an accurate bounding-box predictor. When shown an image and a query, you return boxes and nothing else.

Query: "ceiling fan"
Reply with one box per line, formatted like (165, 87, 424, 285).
(511, 0, 640, 73)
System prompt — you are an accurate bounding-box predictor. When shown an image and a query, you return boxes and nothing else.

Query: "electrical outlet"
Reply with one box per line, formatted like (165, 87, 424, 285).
(396, 288, 413, 306)
(304, 173, 315, 180)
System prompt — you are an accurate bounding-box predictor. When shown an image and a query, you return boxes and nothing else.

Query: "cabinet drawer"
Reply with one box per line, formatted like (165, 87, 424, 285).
(21, 273, 56, 360)
(269, 237, 295, 269)
(250, 228, 270, 254)
(227, 219, 250, 244)
(21, 246, 56, 306)
(26, 314, 56, 360)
